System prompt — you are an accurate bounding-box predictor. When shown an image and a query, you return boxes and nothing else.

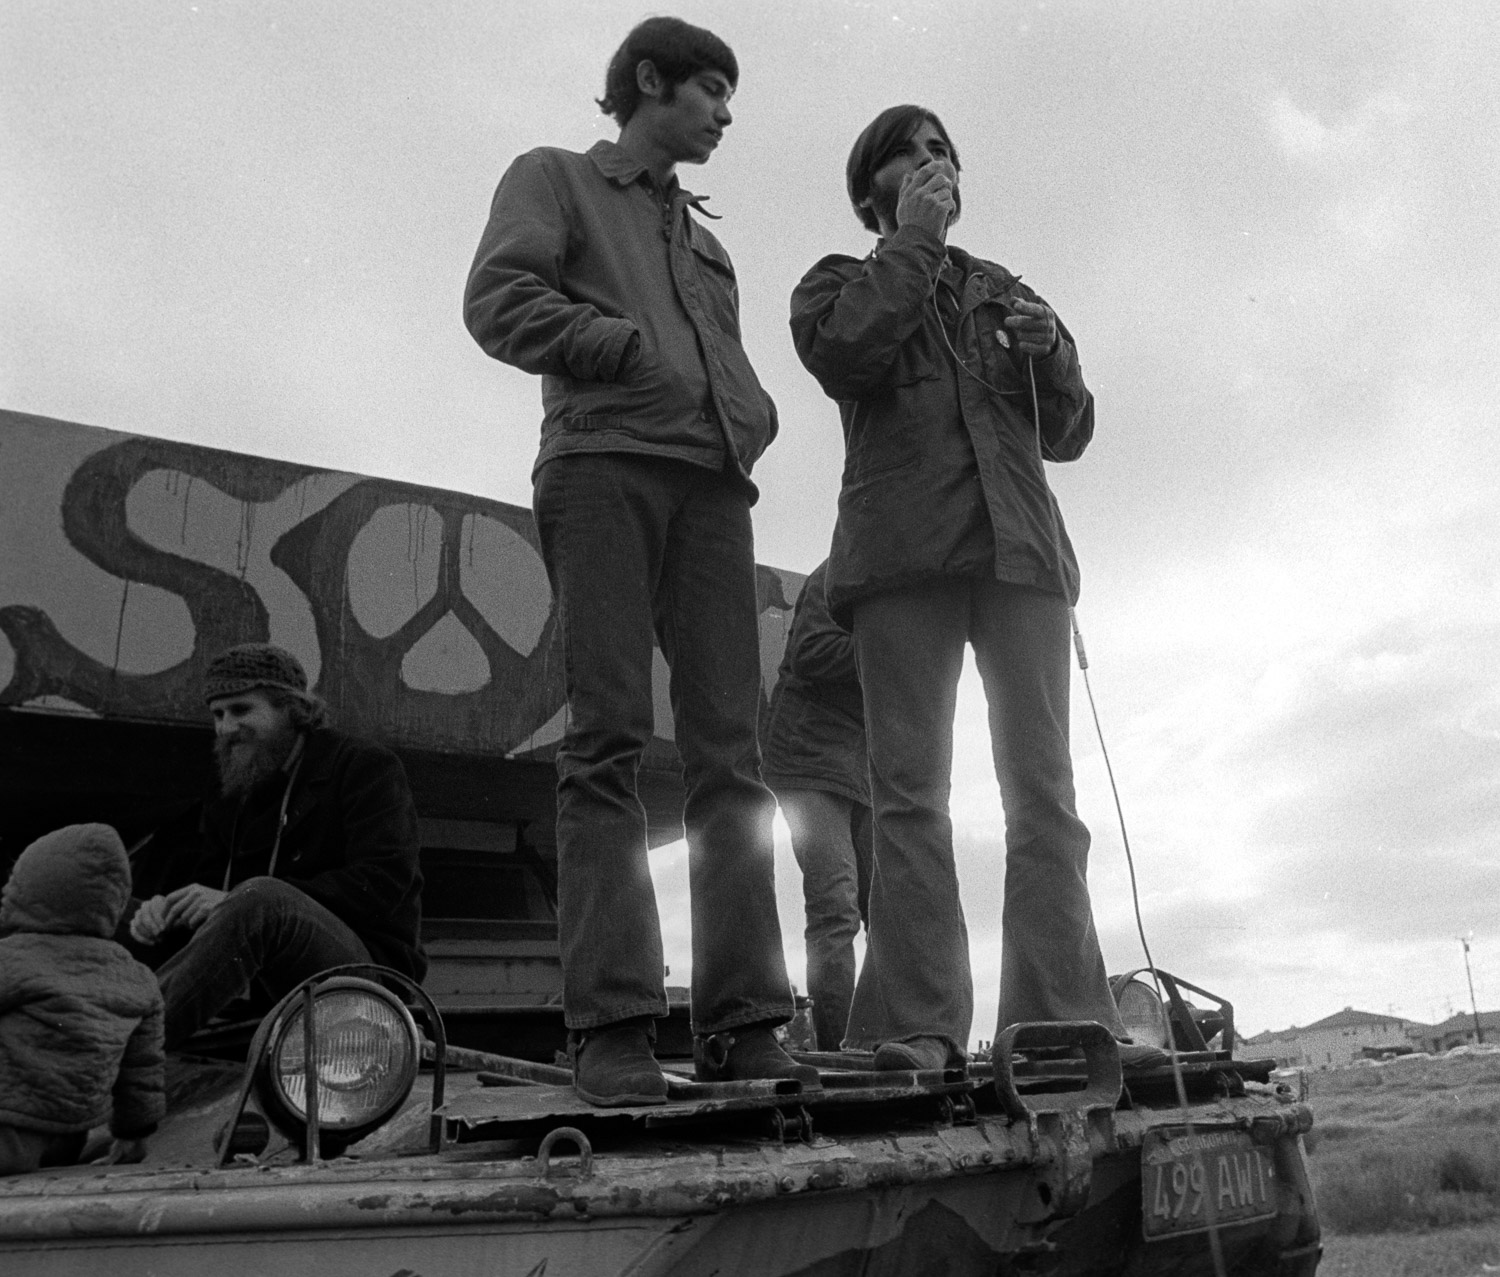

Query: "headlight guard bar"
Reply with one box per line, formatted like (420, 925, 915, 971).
(1109, 968, 1236, 1056)
(214, 963, 447, 1168)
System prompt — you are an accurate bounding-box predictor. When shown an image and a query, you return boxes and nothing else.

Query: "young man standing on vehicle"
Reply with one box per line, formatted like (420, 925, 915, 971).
(790, 105, 1166, 1074)
(464, 17, 811, 1105)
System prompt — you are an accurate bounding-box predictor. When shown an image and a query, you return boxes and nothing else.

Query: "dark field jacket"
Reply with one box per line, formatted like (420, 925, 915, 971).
(134, 729, 426, 981)
(790, 224, 1094, 625)
(763, 562, 869, 807)
(465, 141, 778, 491)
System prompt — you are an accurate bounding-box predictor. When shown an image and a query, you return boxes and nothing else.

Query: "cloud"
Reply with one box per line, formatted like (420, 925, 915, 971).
(1266, 91, 1416, 163)
(1063, 606, 1500, 1034)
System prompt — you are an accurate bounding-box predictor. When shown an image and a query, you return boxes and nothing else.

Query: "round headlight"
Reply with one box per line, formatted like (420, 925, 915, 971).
(1113, 976, 1171, 1050)
(258, 977, 420, 1154)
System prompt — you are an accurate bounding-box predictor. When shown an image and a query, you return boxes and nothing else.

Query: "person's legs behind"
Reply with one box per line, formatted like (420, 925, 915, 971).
(778, 786, 864, 1050)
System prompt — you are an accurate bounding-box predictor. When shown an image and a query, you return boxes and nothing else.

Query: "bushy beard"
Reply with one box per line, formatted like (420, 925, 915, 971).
(215, 722, 299, 797)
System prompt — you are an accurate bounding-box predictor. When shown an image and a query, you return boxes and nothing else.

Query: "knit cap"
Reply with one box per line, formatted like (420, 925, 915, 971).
(204, 643, 308, 704)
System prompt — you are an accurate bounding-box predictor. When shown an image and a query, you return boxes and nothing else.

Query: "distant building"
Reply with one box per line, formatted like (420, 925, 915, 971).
(1407, 1010, 1500, 1054)
(1245, 1007, 1412, 1070)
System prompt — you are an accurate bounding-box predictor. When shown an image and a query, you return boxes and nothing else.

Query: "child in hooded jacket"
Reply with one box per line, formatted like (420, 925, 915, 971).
(0, 823, 165, 1175)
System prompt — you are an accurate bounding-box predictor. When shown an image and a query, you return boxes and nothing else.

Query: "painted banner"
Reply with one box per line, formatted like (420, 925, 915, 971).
(0, 410, 802, 766)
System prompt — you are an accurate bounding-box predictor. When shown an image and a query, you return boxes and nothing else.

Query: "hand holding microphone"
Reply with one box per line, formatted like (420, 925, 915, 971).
(896, 159, 957, 241)
(1003, 298, 1058, 359)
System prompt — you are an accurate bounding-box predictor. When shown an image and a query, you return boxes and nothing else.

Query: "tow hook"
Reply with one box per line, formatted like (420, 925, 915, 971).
(991, 1021, 1122, 1224)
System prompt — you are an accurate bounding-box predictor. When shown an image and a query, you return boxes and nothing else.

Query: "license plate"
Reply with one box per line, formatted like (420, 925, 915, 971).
(1141, 1126, 1278, 1240)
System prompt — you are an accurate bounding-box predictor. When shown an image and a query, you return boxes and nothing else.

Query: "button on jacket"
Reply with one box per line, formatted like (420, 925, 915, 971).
(465, 140, 778, 489)
(789, 224, 1094, 624)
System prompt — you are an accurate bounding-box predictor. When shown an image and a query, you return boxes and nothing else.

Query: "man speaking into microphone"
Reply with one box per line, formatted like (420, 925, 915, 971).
(789, 105, 1164, 1075)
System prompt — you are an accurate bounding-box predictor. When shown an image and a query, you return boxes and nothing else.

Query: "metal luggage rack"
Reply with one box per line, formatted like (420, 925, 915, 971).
(983, 1047, 1276, 1104)
(438, 1022, 1274, 1150)
(441, 1052, 977, 1148)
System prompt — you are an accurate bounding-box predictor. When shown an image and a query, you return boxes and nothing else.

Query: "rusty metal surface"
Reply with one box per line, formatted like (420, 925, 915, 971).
(0, 1082, 1312, 1245)
(444, 1081, 813, 1139)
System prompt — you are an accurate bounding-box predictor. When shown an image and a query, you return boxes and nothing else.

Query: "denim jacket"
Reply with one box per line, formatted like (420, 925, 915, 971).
(465, 141, 778, 488)
(790, 224, 1094, 624)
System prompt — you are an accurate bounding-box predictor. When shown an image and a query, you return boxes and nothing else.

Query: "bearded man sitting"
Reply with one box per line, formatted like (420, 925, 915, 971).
(127, 644, 425, 1049)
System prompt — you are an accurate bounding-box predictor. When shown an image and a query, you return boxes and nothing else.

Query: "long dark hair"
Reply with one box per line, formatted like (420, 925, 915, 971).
(846, 105, 962, 234)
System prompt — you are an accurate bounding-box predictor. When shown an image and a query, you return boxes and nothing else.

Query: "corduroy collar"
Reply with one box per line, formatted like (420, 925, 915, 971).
(586, 140, 719, 218)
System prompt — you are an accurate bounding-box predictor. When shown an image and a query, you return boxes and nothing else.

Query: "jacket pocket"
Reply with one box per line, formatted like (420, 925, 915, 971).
(842, 452, 920, 489)
(971, 299, 1033, 390)
(888, 321, 945, 387)
(890, 351, 938, 387)
(689, 243, 741, 336)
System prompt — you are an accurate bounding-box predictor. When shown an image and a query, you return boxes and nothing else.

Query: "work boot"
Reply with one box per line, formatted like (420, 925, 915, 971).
(695, 1023, 821, 1089)
(1116, 1038, 1171, 1070)
(872, 1036, 965, 1072)
(571, 1018, 668, 1107)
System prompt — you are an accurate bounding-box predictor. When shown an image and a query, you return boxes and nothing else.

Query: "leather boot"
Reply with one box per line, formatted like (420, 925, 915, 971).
(1116, 1038, 1171, 1070)
(695, 1023, 821, 1089)
(873, 1036, 965, 1072)
(571, 1018, 668, 1107)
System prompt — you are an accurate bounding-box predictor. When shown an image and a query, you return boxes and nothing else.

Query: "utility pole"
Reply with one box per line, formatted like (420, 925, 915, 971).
(1463, 935, 1484, 1045)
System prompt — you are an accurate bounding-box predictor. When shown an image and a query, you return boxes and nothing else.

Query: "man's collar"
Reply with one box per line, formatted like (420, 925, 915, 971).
(588, 138, 653, 185)
(871, 236, 1016, 289)
(587, 139, 718, 217)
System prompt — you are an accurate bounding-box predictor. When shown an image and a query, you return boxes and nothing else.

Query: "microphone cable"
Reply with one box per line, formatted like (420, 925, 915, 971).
(936, 283, 1229, 1276)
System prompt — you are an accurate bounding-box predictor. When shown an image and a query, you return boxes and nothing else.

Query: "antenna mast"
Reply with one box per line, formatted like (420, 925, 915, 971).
(1463, 936, 1485, 1046)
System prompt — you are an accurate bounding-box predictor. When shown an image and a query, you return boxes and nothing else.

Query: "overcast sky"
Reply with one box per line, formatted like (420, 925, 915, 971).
(4, 0, 1498, 1040)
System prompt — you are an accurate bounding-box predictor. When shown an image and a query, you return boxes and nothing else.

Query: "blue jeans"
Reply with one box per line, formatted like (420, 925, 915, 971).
(846, 578, 1127, 1055)
(156, 877, 371, 1048)
(775, 787, 872, 1050)
(533, 455, 794, 1034)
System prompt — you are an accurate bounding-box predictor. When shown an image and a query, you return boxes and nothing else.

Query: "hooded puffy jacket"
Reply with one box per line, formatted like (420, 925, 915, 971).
(0, 824, 165, 1137)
